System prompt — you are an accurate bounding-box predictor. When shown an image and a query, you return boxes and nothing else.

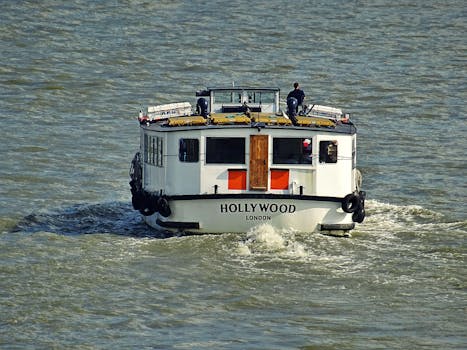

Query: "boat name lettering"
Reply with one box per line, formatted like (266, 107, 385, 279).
(220, 203, 296, 214)
(246, 215, 272, 221)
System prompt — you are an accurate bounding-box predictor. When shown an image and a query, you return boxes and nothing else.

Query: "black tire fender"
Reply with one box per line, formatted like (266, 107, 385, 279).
(158, 197, 171, 217)
(352, 208, 365, 223)
(132, 191, 145, 210)
(342, 194, 360, 213)
(139, 192, 157, 216)
(140, 207, 156, 216)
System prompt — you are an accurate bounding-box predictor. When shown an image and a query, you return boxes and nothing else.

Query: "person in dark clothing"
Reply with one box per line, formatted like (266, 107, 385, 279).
(287, 82, 305, 107)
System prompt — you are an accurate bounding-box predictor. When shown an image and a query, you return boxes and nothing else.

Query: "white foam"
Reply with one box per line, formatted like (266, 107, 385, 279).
(236, 242, 252, 256)
(237, 223, 308, 259)
(246, 223, 285, 250)
(358, 199, 448, 235)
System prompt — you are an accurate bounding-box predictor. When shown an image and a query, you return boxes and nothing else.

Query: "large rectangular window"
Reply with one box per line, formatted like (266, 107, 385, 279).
(206, 137, 245, 164)
(319, 140, 338, 163)
(213, 91, 241, 104)
(247, 91, 275, 104)
(144, 134, 163, 167)
(352, 138, 356, 168)
(273, 137, 312, 164)
(179, 138, 199, 162)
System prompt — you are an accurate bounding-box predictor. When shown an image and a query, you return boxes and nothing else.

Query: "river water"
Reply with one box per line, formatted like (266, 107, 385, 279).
(0, 1, 465, 349)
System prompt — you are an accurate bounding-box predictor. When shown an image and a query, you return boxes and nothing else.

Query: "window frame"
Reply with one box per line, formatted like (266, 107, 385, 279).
(179, 138, 199, 163)
(144, 134, 163, 167)
(205, 137, 245, 164)
(272, 137, 313, 165)
(319, 140, 338, 164)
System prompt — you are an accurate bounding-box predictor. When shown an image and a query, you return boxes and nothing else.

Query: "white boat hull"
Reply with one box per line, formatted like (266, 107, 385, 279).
(143, 197, 355, 235)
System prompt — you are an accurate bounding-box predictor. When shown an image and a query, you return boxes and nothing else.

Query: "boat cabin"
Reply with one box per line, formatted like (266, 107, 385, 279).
(138, 87, 358, 200)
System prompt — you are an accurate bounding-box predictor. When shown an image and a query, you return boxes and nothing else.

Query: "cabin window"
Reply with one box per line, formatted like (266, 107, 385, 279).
(213, 91, 241, 104)
(248, 91, 275, 104)
(319, 141, 338, 163)
(352, 138, 356, 168)
(206, 137, 245, 164)
(273, 137, 312, 164)
(144, 134, 163, 167)
(179, 138, 199, 162)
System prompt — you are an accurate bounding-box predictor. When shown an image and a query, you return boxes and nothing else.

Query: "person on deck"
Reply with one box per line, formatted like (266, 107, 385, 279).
(287, 82, 305, 108)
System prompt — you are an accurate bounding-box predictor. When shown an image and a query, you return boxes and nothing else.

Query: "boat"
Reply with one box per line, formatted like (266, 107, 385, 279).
(129, 86, 366, 236)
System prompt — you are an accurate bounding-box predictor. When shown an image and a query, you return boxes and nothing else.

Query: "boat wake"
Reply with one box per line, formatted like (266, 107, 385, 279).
(357, 199, 466, 236)
(9, 199, 465, 247)
(10, 202, 169, 238)
(234, 199, 466, 262)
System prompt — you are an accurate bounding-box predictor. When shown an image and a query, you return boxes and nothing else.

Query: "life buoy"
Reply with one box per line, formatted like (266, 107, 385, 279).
(158, 197, 171, 217)
(341, 194, 360, 213)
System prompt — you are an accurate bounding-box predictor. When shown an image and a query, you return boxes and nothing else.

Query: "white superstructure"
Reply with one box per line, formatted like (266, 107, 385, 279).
(130, 87, 365, 236)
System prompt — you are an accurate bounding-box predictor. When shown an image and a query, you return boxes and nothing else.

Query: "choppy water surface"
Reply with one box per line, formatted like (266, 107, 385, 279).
(1, 1, 465, 349)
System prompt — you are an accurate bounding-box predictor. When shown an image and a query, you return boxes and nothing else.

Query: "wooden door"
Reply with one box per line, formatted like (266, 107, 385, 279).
(249, 135, 268, 190)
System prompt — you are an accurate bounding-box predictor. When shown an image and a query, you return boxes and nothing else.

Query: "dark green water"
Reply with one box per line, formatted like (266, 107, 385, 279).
(1, 1, 465, 349)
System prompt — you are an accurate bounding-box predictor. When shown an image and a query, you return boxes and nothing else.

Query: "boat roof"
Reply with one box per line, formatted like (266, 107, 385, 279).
(141, 118, 357, 135)
(139, 86, 357, 135)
